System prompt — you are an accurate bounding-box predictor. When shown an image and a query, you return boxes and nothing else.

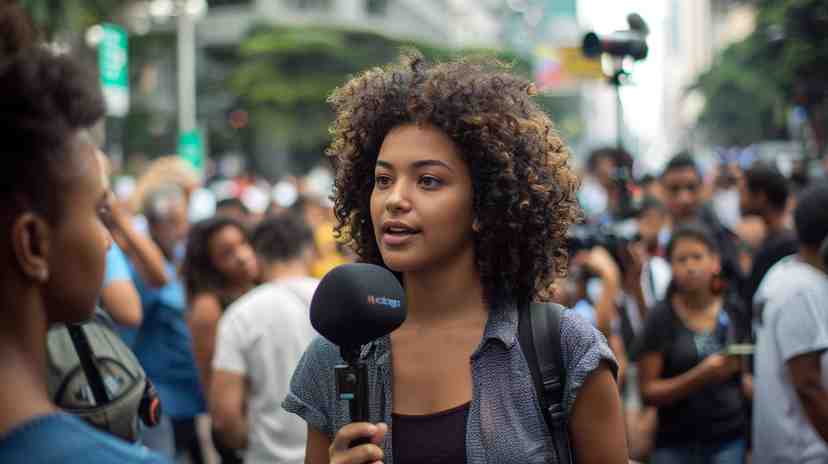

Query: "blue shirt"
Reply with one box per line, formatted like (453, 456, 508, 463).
(0, 413, 171, 463)
(284, 302, 617, 464)
(120, 260, 205, 419)
(104, 243, 132, 287)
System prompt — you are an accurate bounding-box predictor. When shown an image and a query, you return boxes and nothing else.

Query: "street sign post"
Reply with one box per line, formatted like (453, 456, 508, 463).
(178, 129, 205, 174)
(534, 46, 604, 92)
(99, 23, 129, 118)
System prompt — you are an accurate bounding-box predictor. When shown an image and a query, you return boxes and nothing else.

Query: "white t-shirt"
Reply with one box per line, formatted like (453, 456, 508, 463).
(753, 256, 828, 464)
(212, 277, 320, 464)
(641, 255, 671, 309)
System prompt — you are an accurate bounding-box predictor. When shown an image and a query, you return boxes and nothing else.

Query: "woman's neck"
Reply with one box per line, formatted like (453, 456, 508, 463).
(0, 291, 58, 436)
(402, 253, 487, 328)
(226, 283, 252, 298)
(222, 278, 256, 301)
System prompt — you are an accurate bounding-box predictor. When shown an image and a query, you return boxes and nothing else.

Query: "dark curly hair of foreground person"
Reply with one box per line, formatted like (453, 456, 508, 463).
(326, 51, 581, 305)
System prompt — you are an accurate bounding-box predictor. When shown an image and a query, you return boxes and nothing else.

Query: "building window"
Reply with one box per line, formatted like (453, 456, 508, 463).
(366, 0, 388, 15)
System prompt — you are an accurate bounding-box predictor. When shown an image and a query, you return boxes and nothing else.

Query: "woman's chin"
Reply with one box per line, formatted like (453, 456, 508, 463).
(380, 253, 424, 274)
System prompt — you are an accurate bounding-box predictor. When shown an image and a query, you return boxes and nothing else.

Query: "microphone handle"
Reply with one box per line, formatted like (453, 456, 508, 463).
(348, 362, 370, 448)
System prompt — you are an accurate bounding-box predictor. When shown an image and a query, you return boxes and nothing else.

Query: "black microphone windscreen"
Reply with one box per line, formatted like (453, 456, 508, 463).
(310, 263, 407, 348)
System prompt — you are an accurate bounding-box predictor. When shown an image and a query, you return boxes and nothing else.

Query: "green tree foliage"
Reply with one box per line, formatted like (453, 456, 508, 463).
(696, 0, 828, 151)
(17, 0, 124, 41)
(226, 24, 540, 174)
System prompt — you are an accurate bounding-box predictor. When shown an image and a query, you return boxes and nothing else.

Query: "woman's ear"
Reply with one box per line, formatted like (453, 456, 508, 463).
(11, 212, 51, 283)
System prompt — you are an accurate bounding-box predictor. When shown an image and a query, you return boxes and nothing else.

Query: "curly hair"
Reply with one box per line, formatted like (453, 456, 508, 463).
(327, 51, 581, 305)
(180, 216, 249, 299)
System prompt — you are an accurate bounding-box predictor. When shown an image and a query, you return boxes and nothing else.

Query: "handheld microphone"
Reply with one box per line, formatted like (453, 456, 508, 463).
(310, 263, 407, 349)
(309, 263, 406, 446)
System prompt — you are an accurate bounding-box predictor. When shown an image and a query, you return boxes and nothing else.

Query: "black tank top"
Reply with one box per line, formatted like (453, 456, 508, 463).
(392, 402, 470, 464)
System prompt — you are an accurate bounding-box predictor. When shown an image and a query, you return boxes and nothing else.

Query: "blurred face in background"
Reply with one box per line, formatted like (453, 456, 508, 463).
(738, 176, 764, 217)
(661, 167, 703, 221)
(208, 224, 258, 286)
(593, 155, 616, 191)
(150, 199, 189, 261)
(669, 237, 720, 294)
(640, 179, 662, 202)
(638, 207, 667, 249)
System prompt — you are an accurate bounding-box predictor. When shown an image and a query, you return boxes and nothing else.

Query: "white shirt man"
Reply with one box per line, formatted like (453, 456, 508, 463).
(212, 277, 319, 464)
(752, 255, 828, 463)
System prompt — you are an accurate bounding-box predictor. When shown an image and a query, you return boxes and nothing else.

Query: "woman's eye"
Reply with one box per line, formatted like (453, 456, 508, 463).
(419, 176, 442, 189)
(375, 175, 392, 188)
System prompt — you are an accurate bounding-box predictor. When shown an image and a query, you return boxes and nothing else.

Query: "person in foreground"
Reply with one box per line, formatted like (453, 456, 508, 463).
(0, 30, 169, 464)
(284, 52, 628, 464)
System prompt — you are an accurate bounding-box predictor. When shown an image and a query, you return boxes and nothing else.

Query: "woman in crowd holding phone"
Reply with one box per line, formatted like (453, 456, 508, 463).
(634, 223, 750, 464)
(284, 52, 628, 464)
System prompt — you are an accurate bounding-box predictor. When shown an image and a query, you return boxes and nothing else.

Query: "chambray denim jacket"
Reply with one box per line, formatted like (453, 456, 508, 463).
(283, 301, 616, 463)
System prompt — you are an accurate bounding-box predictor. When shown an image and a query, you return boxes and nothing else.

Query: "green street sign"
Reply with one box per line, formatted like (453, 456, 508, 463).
(178, 130, 205, 173)
(99, 23, 129, 117)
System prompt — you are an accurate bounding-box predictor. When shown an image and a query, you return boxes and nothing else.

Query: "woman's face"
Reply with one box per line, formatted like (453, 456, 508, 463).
(661, 167, 703, 221)
(638, 208, 666, 247)
(370, 124, 475, 274)
(669, 237, 720, 293)
(208, 224, 258, 286)
(44, 136, 112, 324)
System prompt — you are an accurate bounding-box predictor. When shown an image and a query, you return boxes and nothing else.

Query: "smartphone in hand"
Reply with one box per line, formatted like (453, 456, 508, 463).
(722, 344, 754, 356)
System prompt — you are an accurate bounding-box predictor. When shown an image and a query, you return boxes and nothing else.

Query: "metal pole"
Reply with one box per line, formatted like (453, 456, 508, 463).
(614, 78, 624, 150)
(177, 3, 196, 135)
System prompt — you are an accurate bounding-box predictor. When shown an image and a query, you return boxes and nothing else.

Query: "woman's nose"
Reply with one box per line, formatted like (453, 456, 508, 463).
(385, 183, 411, 213)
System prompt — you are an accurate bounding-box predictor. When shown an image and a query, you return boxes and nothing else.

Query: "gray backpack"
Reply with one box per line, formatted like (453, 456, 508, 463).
(46, 310, 161, 442)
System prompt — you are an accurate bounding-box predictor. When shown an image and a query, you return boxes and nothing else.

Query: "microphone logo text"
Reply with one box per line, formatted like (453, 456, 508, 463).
(367, 295, 401, 309)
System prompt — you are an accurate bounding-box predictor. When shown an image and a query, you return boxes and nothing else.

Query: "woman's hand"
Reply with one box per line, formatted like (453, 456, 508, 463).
(585, 246, 621, 286)
(329, 422, 388, 464)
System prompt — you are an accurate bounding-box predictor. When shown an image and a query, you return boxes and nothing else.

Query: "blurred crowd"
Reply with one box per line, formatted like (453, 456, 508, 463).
(553, 146, 828, 463)
(3, 1, 828, 462)
(94, 139, 828, 464)
(94, 154, 354, 463)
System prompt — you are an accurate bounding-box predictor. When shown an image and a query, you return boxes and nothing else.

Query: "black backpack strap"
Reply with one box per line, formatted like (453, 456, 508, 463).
(519, 302, 574, 464)
(66, 324, 111, 405)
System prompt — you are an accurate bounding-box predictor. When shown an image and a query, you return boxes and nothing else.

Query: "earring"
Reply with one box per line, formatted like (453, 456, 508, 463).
(472, 219, 481, 233)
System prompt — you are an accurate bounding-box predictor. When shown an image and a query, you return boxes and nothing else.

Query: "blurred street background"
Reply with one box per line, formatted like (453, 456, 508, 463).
(18, 0, 827, 202)
(11, 2, 828, 463)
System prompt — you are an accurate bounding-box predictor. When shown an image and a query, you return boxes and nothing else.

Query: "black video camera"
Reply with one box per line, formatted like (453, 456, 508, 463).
(582, 13, 649, 61)
(567, 221, 639, 276)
